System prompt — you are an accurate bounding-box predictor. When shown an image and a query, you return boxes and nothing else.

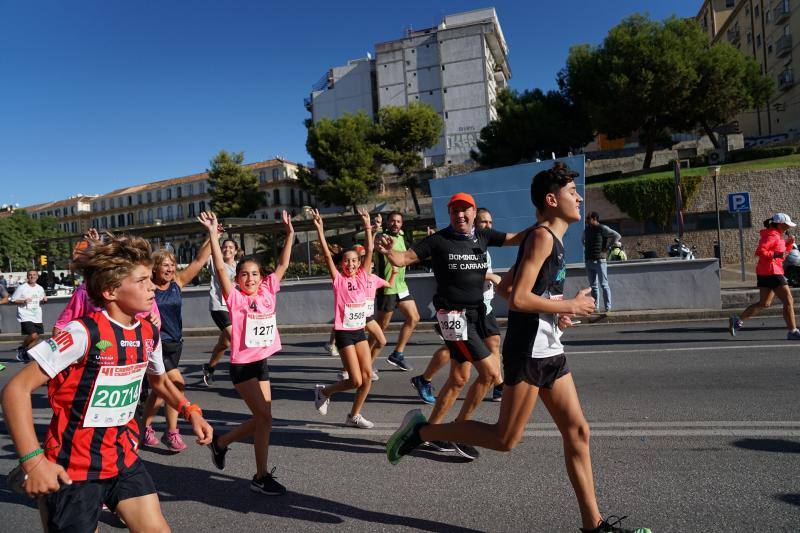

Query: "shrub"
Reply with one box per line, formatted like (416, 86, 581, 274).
(603, 174, 703, 227)
(726, 146, 795, 163)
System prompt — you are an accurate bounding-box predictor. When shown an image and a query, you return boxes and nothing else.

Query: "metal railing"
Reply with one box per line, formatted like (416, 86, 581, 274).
(776, 34, 793, 57)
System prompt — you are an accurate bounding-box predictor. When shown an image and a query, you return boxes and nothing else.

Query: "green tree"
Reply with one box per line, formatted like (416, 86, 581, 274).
(471, 88, 593, 168)
(207, 150, 261, 218)
(0, 210, 68, 271)
(374, 102, 442, 214)
(297, 112, 381, 212)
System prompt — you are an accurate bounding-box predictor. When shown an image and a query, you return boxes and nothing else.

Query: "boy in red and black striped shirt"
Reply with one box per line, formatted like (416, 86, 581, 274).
(2, 234, 213, 532)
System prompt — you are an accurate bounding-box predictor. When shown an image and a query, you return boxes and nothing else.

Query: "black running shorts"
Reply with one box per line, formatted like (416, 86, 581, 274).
(210, 310, 231, 330)
(230, 358, 270, 385)
(444, 307, 492, 364)
(334, 329, 367, 351)
(375, 290, 414, 313)
(756, 275, 789, 289)
(20, 321, 44, 335)
(161, 341, 183, 372)
(484, 311, 501, 337)
(503, 352, 570, 389)
(44, 459, 156, 533)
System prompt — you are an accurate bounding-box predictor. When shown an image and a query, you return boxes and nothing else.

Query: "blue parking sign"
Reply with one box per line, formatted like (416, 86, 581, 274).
(727, 192, 751, 213)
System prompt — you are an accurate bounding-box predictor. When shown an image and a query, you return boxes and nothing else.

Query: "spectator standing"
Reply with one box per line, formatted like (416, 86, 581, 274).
(583, 212, 620, 312)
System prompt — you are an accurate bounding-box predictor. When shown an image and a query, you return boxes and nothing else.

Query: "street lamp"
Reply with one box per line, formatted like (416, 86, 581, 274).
(708, 165, 722, 262)
(302, 205, 313, 276)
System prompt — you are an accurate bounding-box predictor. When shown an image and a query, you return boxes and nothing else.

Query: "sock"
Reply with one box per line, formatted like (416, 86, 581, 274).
(392, 350, 403, 358)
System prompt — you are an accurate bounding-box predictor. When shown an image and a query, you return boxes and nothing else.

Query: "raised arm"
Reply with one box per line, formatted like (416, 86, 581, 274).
(376, 234, 420, 267)
(358, 208, 373, 274)
(273, 210, 295, 282)
(311, 209, 337, 281)
(176, 238, 212, 288)
(197, 212, 233, 301)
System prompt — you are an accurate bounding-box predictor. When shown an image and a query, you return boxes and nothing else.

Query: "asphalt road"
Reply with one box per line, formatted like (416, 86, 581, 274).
(1, 317, 799, 532)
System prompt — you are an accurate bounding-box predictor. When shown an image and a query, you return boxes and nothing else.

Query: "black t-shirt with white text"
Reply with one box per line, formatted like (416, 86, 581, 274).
(411, 226, 506, 308)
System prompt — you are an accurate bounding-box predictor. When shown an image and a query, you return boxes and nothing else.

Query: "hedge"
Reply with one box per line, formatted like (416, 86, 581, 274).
(602, 174, 703, 228)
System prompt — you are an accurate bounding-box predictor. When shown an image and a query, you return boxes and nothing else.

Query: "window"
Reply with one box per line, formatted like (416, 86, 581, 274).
(199, 200, 206, 212)
(110, 216, 116, 228)
(138, 193, 143, 204)
(118, 214, 125, 226)
(138, 211, 144, 224)
(767, 9, 772, 22)
(757, 34, 762, 47)
(177, 204, 183, 219)
(147, 209, 153, 223)
(101, 217, 108, 229)
(259, 171, 266, 183)
(755, 5, 760, 17)
(725, 0, 734, 7)
(188, 183, 194, 195)
(272, 168, 279, 181)
(166, 206, 173, 221)
(747, 32, 752, 44)
(188, 203, 195, 217)
(126, 213, 133, 226)
(177, 186, 182, 198)
(166, 188, 172, 200)
(199, 182, 205, 194)
(274, 189, 281, 205)
(93, 202, 98, 211)
(147, 192, 152, 203)
(274, 210, 280, 220)
(128, 196, 132, 206)
(157, 207, 163, 219)
(101, 200, 106, 210)
(157, 190, 162, 201)
(290, 188, 296, 206)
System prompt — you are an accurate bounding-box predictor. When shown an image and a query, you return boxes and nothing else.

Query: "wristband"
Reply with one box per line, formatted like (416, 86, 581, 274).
(183, 403, 202, 422)
(19, 448, 44, 464)
(176, 398, 190, 415)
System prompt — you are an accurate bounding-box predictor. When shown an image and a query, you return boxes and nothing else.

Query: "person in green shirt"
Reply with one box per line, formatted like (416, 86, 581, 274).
(370, 211, 419, 372)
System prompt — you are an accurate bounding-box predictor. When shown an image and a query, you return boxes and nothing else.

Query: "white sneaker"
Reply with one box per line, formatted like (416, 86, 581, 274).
(371, 369, 379, 381)
(314, 384, 329, 415)
(325, 343, 339, 357)
(337, 370, 349, 381)
(345, 413, 374, 429)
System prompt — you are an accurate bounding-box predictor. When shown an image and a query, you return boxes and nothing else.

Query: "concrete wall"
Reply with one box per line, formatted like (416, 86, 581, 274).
(0, 260, 720, 334)
(586, 166, 800, 265)
(311, 60, 375, 123)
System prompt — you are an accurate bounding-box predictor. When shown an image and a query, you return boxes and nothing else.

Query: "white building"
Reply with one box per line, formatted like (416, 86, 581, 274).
(306, 7, 510, 166)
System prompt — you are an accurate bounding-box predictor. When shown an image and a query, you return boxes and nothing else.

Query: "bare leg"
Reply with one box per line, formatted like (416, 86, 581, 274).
(428, 360, 471, 425)
(349, 340, 373, 417)
(740, 288, 774, 321)
(420, 380, 539, 450)
(115, 493, 171, 532)
(484, 335, 503, 386)
(370, 311, 393, 362)
(454, 353, 501, 422)
(208, 326, 232, 369)
(232, 379, 273, 477)
(422, 346, 450, 381)
(366, 320, 386, 355)
(539, 374, 602, 531)
(323, 345, 364, 396)
(394, 300, 420, 353)
(164, 369, 184, 432)
(24, 332, 39, 349)
(773, 284, 797, 331)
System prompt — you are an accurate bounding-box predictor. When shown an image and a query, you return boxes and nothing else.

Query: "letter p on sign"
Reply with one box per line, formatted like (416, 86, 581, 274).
(727, 192, 751, 213)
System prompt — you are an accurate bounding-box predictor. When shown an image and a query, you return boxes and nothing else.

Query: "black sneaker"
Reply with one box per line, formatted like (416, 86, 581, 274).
(202, 364, 215, 386)
(209, 435, 228, 470)
(421, 440, 455, 452)
(250, 468, 286, 496)
(490, 384, 503, 402)
(451, 442, 480, 460)
(387, 352, 413, 371)
(581, 515, 651, 533)
(15, 346, 30, 363)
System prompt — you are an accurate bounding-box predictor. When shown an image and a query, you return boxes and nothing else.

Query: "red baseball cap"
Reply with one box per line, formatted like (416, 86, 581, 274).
(447, 192, 476, 210)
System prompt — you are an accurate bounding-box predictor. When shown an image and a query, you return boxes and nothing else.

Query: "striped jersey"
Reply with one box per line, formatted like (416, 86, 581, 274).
(29, 310, 165, 481)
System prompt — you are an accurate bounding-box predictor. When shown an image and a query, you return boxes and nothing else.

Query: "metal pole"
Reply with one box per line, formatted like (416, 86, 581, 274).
(673, 160, 683, 239)
(714, 174, 722, 261)
(738, 212, 746, 281)
(306, 230, 311, 276)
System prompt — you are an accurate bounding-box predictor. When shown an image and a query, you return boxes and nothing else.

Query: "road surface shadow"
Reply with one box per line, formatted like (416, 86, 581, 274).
(731, 438, 800, 454)
(622, 326, 786, 335)
(775, 493, 800, 507)
(146, 461, 484, 532)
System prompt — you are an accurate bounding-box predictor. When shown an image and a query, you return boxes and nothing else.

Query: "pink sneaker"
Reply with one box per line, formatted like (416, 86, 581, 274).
(143, 425, 159, 447)
(162, 430, 187, 452)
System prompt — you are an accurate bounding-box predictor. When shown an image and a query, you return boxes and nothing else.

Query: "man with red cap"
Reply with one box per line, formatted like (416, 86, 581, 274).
(377, 192, 526, 460)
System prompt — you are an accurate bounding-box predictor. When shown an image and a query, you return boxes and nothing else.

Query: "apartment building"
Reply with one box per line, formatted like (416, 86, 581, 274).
(697, 0, 798, 141)
(26, 194, 97, 235)
(306, 7, 510, 166)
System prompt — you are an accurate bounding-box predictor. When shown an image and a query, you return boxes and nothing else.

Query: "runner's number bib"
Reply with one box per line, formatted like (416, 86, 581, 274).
(85, 362, 147, 428)
(343, 303, 366, 329)
(26, 300, 40, 311)
(366, 299, 375, 317)
(245, 312, 277, 347)
(398, 289, 410, 299)
(436, 309, 468, 341)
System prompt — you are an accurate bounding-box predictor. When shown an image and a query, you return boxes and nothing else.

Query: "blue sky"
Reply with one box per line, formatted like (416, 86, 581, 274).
(1, 0, 699, 207)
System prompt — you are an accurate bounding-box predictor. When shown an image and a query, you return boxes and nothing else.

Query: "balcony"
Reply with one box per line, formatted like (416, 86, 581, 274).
(775, 1, 791, 24)
(779, 69, 795, 89)
(727, 28, 741, 44)
(776, 34, 793, 57)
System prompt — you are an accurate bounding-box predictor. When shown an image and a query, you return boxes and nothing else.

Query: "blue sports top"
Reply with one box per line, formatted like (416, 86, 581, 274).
(155, 281, 182, 343)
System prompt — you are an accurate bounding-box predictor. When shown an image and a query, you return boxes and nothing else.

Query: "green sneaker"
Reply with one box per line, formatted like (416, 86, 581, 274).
(581, 516, 651, 533)
(0, 363, 5, 372)
(386, 409, 427, 465)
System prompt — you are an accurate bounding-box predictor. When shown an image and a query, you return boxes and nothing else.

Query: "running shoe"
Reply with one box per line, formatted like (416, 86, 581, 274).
(15, 346, 30, 363)
(421, 440, 455, 452)
(325, 343, 339, 357)
(451, 442, 480, 461)
(386, 409, 428, 465)
(250, 468, 286, 496)
(728, 315, 743, 336)
(162, 430, 187, 452)
(387, 351, 413, 371)
(371, 369, 379, 381)
(202, 364, 215, 386)
(345, 413, 375, 429)
(143, 425, 159, 447)
(491, 385, 503, 402)
(337, 369, 349, 381)
(0, 363, 6, 372)
(788, 329, 800, 340)
(209, 435, 228, 470)
(314, 384, 329, 415)
(581, 515, 651, 533)
(410, 375, 436, 404)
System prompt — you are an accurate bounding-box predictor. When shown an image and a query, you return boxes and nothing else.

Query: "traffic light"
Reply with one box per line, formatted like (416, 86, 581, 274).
(39, 255, 47, 266)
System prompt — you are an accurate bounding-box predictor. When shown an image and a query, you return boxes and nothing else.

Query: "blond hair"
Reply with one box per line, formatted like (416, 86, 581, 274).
(80, 235, 153, 306)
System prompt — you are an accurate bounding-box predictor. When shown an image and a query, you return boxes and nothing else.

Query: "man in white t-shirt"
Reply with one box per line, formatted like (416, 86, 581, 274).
(10, 270, 47, 361)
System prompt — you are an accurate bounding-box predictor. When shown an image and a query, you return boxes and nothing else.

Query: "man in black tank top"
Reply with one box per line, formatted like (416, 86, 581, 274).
(377, 192, 528, 461)
(385, 163, 651, 533)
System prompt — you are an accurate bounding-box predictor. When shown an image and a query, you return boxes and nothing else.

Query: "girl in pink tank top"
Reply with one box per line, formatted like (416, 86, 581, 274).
(310, 208, 377, 429)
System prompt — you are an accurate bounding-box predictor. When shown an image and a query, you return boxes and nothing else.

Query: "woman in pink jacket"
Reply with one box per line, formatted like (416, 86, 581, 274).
(730, 213, 800, 339)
